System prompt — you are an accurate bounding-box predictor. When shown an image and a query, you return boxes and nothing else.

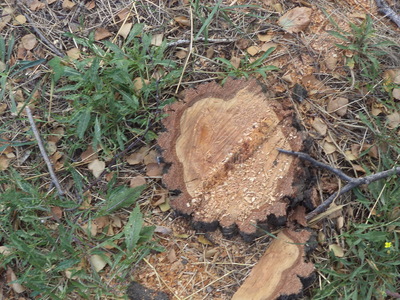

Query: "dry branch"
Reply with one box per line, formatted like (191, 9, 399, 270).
(375, 0, 400, 28)
(278, 149, 400, 220)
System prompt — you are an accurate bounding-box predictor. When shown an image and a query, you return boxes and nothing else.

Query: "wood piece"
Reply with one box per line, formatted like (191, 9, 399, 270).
(232, 229, 315, 300)
(158, 79, 308, 237)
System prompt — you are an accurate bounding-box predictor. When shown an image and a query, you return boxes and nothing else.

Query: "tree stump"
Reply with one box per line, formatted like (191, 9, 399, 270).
(158, 79, 310, 239)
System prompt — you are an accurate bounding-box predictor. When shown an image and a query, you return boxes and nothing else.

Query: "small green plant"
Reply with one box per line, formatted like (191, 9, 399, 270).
(0, 172, 160, 299)
(216, 47, 279, 83)
(326, 14, 393, 82)
(48, 23, 181, 154)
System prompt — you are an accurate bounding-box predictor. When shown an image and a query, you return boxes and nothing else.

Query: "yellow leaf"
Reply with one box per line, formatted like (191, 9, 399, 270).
(118, 23, 132, 39)
(13, 15, 26, 25)
(329, 244, 345, 257)
(88, 159, 105, 178)
(90, 254, 107, 272)
(247, 46, 260, 56)
(198, 235, 213, 245)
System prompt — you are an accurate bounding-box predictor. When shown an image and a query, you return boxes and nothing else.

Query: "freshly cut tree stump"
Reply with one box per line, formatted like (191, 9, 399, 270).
(232, 228, 315, 300)
(158, 79, 309, 238)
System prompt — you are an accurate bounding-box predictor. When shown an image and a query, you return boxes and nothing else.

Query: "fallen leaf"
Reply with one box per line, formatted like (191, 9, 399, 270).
(118, 22, 132, 39)
(0, 155, 11, 171)
(261, 42, 277, 52)
(167, 248, 177, 263)
(48, 127, 65, 143)
(344, 150, 357, 161)
(392, 88, 400, 100)
(6, 267, 26, 293)
(146, 163, 163, 177)
(21, 34, 37, 50)
(66, 48, 80, 60)
(272, 3, 283, 13)
(206, 46, 214, 59)
(0, 7, 13, 32)
(312, 118, 327, 136)
(151, 33, 164, 46)
(154, 226, 172, 235)
(13, 15, 26, 25)
(205, 248, 219, 258)
(126, 146, 149, 165)
(46, 141, 57, 155)
(327, 97, 348, 116)
(278, 7, 312, 33)
(174, 16, 190, 27)
(143, 149, 158, 164)
(90, 254, 107, 272)
(257, 33, 273, 42)
(117, 8, 130, 21)
(88, 159, 105, 178)
(133, 77, 150, 92)
(198, 235, 213, 245)
(62, 0, 76, 9)
(324, 55, 338, 70)
(30, 0, 46, 10)
(81, 146, 98, 163)
(95, 27, 112, 41)
(51, 206, 63, 220)
(329, 244, 345, 257)
(230, 56, 241, 69)
(130, 176, 147, 188)
(336, 216, 344, 230)
(387, 112, 400, 129)
(0, 246, 12, 256)
(235, 38, 251, 50)
(247, 45, 260, 56)
(159, 200, 170, 212)
(175, 49, 188, 59)
(85, 0, 95, 9)
(322, 140, 336, 154)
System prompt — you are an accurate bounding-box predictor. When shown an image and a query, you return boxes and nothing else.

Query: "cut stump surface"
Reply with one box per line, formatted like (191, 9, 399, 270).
(159, 79, 307, 236)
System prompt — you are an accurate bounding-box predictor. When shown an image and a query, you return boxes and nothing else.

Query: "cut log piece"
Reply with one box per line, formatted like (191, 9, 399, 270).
(158, 79, 309, 238)
(232, 229, 315, 300)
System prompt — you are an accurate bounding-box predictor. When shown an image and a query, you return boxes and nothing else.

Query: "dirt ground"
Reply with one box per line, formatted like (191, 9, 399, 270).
(1, 0, 400, 299)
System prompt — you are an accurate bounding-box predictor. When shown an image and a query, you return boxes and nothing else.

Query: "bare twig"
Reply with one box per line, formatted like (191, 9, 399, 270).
(375, 0, 400, 28)
(278, 149, 400, 220)
(25, 106, 64, 196)
(167, 37, 236, 48)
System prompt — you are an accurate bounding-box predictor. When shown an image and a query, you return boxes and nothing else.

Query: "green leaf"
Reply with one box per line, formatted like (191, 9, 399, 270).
(327, 30, 350, 42)
(77, 109, 92, 139)
(93, 116, 101, 150)
(195, 0, 222, 40)
(126, 23, 145, 45)
(124, 205, 144, 252)
(98, 185, 146, 215)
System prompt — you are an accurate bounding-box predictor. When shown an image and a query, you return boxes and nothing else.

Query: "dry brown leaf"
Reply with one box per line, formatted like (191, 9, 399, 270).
(362, 144, 379, 159)
(88, 159, 105, 178)
(329, 244, 345, 257)
(48, 127, 65, 143)
(278, 7, 312, 33)
(371, 103, 383, 116)
(175, 49, 188, 59)
(46, 0, 57, 4)
(29, 0, 46, 10)
(95, 27, 112, 41)
(7, 267, 26, 294)
(312, 118, 327, 136)
(167, 248, 177, 263)
(50, 151, 63, 165)
(174, 16, 190, 27)
(85, 0, 95, 9)
(344, 150, 357, 161)
(21, 34, 37, 50)
(66, 48, 80, 60)
(324, 55, 338, 70)
(352, 164, 366, 173)
(146, 163, 163, 177)
(198, 235, 213, 245)
(13, 15, 26, 25)
(118, 23, 132, 39)
(257, 33, 273, 42)
(235, 38, 251, 50)
(272, 3, 283, 13)
(133, 77, 150, 92)
(90, 254, 107, 272)
(246, 46, 260, 56)
(392, 88, 400, 100)
(383, 69, 400, 84)
(336, 216, 344, 230)
(143, 149, 157, 164)
(387, 112, 400, 129)
(126, 146, 149, 165)
(151, 33, 164, 46)
(117, 8, 130, 21)
(0, 155, 11, 171)
(230, 56, 241, 69)
(51, 206, 63, 219)
(130, 176, 146, 188)
(62, 0, 76, 9)
(322, 141, 336, 154)
(261, 42, 277, 52)
(154, 226, 172, 235)
(0, 7, 13, 32)
(81, 146, 98, 163)
(327, 97, 348, 116)
(81, 222, 97, 237)
(206, 47, 214, 59)
(0, 246, 12, 256)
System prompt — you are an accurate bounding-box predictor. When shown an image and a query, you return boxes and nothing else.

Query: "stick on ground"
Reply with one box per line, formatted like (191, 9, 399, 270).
(26, 106, 64, 196)
(278, 149, 400, 220)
